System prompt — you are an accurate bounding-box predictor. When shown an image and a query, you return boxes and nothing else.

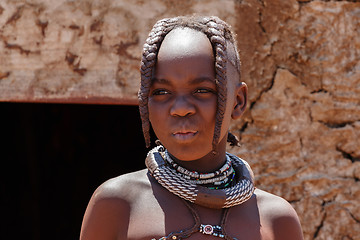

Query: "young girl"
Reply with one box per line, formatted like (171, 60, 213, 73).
(80, 15, 303, 240)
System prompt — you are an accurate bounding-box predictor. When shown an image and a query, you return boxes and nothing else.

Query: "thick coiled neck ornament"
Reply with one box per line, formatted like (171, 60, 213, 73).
(145, 146, 255, 209)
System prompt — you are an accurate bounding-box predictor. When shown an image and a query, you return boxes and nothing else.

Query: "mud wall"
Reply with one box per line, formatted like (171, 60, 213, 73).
(1, 0, 359, 239)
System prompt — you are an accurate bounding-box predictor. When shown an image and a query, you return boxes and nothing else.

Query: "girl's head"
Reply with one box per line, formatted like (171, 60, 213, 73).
(138, 15, 246, 154)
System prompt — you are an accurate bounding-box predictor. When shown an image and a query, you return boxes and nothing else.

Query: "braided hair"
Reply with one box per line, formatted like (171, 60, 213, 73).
(138, 16, 242, 151)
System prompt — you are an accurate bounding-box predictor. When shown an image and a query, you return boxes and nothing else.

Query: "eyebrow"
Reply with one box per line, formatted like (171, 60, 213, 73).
(151, 78, 170, 84)
(190, 77, 215, 85)
(152, 77, 215, 85)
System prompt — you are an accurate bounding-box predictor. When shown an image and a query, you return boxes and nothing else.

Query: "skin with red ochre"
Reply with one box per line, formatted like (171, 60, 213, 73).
(80, 28, 304, 240)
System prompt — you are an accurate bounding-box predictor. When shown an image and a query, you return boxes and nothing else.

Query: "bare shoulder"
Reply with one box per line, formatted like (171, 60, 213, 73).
(80, 169, 150, 240)
(255, 188, 304, 240)
(255, 188, 298, 218)
(95, 169, 150, 200)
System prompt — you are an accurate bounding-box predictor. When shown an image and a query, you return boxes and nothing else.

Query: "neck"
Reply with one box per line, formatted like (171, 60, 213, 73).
(169, 136, 228, 173)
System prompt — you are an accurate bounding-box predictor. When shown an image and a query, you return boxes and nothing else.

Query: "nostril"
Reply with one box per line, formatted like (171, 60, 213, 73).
(170, 97, 196, 117)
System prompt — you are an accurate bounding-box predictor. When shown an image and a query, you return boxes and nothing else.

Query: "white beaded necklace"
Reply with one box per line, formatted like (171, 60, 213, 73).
(164, 150, 233, 180)
(163, 150, 235, 187)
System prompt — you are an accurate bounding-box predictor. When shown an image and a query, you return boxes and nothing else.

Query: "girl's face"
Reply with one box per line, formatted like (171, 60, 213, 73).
(148, 28, 218, 161)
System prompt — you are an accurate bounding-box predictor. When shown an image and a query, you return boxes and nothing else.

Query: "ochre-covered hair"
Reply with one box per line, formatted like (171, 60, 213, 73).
(138, 16, 241, 151)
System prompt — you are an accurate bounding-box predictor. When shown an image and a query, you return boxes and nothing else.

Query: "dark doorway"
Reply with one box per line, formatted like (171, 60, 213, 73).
(1, 102, 153, 240)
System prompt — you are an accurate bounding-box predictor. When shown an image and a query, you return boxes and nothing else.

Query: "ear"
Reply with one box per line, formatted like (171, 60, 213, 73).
(231, 82, 248, 119)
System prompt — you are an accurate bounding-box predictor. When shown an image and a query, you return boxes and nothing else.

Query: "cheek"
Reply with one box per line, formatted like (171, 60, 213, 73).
(148, 102, 158, 126)
(205, 104, 217, 124)
(148, 101, 167, 135)
(199, 99, 217, 128)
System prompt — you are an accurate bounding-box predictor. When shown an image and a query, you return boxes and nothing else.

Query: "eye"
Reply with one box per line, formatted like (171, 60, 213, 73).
(193, 88, 216, 95)
(151, 89, 170, 96)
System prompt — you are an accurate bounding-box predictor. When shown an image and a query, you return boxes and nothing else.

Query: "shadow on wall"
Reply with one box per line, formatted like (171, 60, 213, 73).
(1, 103, 151, 240)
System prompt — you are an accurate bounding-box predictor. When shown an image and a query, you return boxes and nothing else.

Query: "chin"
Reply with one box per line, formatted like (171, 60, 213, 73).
(165, 145, 212, 161)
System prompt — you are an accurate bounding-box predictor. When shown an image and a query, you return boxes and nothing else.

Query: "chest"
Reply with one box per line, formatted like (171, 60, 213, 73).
(126, 184, 269, 240)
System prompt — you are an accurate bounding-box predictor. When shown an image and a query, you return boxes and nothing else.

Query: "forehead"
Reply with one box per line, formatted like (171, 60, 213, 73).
(157, 27, 213, 63)
(153, 27, 216, 85)
(154, 27, 239, 88)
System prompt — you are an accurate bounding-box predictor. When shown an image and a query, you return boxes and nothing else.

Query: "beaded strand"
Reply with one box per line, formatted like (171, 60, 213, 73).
(146, 145, 255, 209)
(164, 150, 232, 180)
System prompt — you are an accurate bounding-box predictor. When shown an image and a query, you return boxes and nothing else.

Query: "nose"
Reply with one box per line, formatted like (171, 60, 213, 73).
(170, 95, 196, 117)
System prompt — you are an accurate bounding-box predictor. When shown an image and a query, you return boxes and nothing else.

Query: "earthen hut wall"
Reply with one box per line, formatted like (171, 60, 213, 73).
(1, 1, 359, 239)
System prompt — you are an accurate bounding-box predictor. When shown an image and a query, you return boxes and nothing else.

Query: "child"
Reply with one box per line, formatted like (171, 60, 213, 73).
(80, 15, 303, 240)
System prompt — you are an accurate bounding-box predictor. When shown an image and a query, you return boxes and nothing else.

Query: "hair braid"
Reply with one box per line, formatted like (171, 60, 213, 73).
(138, 18, 178, 147)
(202, 17, 229, 152)
(139, 16, 242, 150)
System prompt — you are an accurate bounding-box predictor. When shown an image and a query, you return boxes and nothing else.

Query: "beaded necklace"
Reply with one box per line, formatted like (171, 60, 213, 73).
(146, 146, 255, 209)
(164, 150, 233, 180)
(163, 150, 236, 189)
(146, 146, 255, 239)
(152, 199, 236, 240)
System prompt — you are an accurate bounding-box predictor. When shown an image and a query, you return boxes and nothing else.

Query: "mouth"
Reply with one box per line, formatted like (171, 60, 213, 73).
(172, 130, 198, 142)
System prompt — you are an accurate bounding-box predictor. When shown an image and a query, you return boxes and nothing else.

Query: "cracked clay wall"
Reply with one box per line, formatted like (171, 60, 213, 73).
(1, 0, 359, 239)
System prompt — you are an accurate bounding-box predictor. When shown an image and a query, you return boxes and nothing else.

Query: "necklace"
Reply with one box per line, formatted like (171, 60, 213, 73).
(163, 150, 235, 188)
(152, 199, 238, 240)
(145, 146, 255, 209)
(164, 150, 233, 180)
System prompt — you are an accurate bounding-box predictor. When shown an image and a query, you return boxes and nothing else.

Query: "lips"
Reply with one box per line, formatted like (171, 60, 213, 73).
(172, 130, 198, 142)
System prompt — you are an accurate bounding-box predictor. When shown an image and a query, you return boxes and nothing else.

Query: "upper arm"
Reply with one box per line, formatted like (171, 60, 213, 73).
(80, 183, 131, 240)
